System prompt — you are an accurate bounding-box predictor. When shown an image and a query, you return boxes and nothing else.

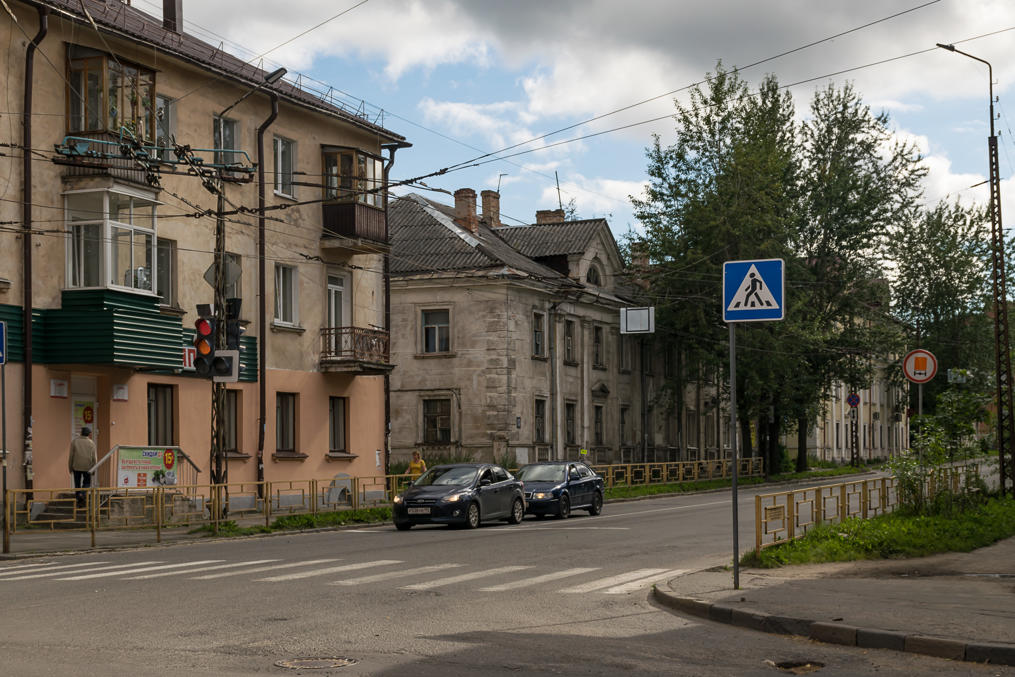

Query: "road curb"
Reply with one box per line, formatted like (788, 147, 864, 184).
(652, 581, 1015, 667)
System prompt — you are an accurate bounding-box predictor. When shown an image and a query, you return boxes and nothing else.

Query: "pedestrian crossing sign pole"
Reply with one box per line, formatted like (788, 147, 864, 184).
(722, 258, 785, 590)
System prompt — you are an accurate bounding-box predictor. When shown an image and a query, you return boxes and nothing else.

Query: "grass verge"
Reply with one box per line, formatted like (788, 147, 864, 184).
(740, 495, 1015, 568)
(187, 506, 392, 537)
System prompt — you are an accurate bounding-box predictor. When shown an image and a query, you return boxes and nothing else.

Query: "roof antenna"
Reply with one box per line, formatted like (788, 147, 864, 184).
(497, 173, 508, 193)
(555, 171, 563, 211)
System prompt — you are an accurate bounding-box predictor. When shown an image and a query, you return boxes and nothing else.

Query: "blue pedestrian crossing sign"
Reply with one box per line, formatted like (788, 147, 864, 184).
(723, 258, 785, 323)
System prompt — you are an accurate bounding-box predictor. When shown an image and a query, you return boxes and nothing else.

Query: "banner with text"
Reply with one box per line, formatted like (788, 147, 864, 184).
(115, 446, 180, 488)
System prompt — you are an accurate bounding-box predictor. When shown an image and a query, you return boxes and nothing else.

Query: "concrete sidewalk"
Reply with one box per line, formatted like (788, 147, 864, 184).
(654, 536, 1015, 667)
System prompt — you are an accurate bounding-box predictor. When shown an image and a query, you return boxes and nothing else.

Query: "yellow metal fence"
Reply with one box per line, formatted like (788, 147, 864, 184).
(754, 464, 982, 553)
(3, 457, 765, 552)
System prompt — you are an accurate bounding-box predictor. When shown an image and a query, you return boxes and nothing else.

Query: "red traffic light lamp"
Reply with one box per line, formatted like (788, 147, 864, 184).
(193, 304, 216, 377)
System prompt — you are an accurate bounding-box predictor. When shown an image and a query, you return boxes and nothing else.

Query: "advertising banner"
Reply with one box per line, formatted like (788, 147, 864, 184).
(115, 446, 180, 488)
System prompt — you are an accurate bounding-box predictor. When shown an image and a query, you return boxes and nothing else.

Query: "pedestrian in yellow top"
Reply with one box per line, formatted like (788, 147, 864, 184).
(68, 426, 97, 506)
(408, 450, 427, 480)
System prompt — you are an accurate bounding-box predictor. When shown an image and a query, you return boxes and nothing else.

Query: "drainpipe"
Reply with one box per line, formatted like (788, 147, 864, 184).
(255, 92, 279, 487)
(381, 140, 411, 476)
(22, 7, 49, 493)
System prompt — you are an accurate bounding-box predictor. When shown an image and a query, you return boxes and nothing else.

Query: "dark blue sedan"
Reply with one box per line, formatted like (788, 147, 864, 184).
(515, 461, 604, 519)
(393, 463, 525, 530)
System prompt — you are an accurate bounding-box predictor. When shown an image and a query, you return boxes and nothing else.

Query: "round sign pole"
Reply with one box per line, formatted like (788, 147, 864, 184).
(903, 349, 938, 468)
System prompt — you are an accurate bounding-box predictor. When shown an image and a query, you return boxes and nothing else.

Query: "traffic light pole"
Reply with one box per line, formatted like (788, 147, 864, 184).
(212, 184, 228, 492)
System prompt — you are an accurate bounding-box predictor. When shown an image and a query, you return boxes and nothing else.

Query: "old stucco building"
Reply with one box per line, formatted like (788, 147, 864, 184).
(0, 0, 406, 493)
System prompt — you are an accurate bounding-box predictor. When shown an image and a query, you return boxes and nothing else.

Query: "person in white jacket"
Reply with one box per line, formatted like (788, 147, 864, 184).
(68, 426, 97, 506)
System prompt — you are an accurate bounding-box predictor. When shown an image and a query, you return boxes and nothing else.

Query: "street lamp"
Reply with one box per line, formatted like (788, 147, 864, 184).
(936, 43, 1012, 493)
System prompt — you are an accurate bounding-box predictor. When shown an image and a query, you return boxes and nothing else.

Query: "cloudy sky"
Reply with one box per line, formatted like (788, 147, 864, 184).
(145, 0, 1013, 238)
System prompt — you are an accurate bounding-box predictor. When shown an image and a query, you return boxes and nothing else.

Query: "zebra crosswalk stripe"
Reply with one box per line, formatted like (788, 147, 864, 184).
(59, 560, 224, 581)
(329, 563, 463, 586)
(256, 560, 402, 582)
(0, 561, 81, 574)
(192, 559, 339, 580)
(3, 561, 163, 581)
(559, 568, 669, 594)
(0, 561, 111, 579)
(478, 567, 600, 592)
(401, 566, 532, 590)
(602, 568, 689, 594)
(127, 560, 281, 580)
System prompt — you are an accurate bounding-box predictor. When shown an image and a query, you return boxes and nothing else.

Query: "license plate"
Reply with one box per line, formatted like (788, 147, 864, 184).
(407, 507, 430, 515)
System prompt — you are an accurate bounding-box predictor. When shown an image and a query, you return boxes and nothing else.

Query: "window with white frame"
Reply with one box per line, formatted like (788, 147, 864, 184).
(273, 136, 295, 197)
(274, 263, 297, 325)
(214, 117, 238, 166)
(421, 309, 450, 353)
(155, 238, 176, 306)
(66, 189, 157, 293)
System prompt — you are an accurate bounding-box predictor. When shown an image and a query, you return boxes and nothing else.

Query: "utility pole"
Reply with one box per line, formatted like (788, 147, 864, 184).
(936, 44, 1013, 493)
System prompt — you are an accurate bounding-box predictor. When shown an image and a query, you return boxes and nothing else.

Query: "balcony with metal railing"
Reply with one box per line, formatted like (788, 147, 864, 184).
(320, 326, 392, 375)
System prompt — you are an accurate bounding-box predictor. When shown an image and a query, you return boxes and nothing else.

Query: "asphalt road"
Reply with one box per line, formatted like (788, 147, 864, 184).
(1, 483, 1008, 676)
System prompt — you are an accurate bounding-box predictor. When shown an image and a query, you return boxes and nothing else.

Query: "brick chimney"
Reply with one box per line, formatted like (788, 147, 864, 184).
(535, 208, 565, 224)
(480, 190, 500, 227)
(453, 188, 478, 233)
(163, 0, 183, 32)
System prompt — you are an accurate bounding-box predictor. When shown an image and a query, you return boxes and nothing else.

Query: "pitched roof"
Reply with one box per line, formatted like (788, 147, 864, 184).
(493, 220, 606, 258)
(388, 195, 571, 284)
(36, 0, 404, 142)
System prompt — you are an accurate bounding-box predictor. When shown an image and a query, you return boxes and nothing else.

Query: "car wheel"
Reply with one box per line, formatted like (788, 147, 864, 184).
(588, 492, 603, 516)
(465, 502, 481, 529)
(395, 521, 412, 531)
(557, 494, 571, 519)
(507, 497, 524, 524)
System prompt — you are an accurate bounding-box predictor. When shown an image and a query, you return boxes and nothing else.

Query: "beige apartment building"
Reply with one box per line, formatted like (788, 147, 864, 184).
(0, 0, 406, 494)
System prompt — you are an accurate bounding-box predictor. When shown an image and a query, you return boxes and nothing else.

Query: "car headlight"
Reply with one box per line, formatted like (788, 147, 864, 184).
(532, 492, 554, 500)
(393, 495, 403, 504)
(443, 493, 466, 502)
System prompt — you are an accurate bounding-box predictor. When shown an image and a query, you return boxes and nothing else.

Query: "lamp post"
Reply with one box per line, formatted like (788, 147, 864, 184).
(936, 43, 1012, 493)
(209, 66, 287, 489)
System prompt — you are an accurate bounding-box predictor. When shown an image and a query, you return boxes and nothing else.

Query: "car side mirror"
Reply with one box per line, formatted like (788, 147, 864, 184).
(480, 478, 492, 487)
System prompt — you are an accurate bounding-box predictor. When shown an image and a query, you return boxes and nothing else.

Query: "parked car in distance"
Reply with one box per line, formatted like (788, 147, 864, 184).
(515, 461, 604, 519)
(392, 463, 525, 530)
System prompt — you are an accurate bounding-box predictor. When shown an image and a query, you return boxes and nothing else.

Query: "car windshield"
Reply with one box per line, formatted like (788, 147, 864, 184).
(414, 466, 478, 487)
(516, 465, 565, 482)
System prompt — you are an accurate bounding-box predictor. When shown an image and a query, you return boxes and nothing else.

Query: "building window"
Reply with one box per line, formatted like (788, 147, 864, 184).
(532, 312, 545, 357)
(155, 238, 176, 306)
(534, 399, 546, 443)
(276, 392, 297, 452)
(66, 189, 157, 293)
(224, 252, 242, 301)
(323, 148, 384, 208)
(274, 263, 297, 325)
(594, 405, 604, 445)
(214, 116, 238, 166)
(422, 309, 450, 353)
(223, 389, 239, 453)
(273, 136, 295, 197)
(564, 319, 576, 363)
(586, 265, 601, 286)
(155, 94, 174, 161)
(423, 398, 451, 444)
(593, 325, 605, 368)
(329, 396, 347, 452)
(565, 402, 576, 445)
(327, 273, 351, 328)
(705, 411, 716, 448)
(147, 384, 174, 446)
(620, 406, 629, 444)
(685, 409, 698, 448)
(68, 51, 156, 141)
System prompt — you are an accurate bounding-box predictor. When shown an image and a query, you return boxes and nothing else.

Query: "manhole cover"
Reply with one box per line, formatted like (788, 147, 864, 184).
(275, 657, 359, 670)
(768, 660, 825, 674)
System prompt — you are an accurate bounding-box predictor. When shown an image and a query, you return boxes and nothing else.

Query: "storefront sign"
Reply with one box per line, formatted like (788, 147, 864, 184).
(116, 446, 179, 488)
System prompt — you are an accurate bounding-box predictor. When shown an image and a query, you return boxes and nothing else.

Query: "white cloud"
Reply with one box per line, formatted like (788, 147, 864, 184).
(540, 174, 647, 222)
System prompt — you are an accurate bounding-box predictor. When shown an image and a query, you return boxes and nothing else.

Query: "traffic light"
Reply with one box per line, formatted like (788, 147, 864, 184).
(225, 297, 243, 350)
(193, 304, 216, 378)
